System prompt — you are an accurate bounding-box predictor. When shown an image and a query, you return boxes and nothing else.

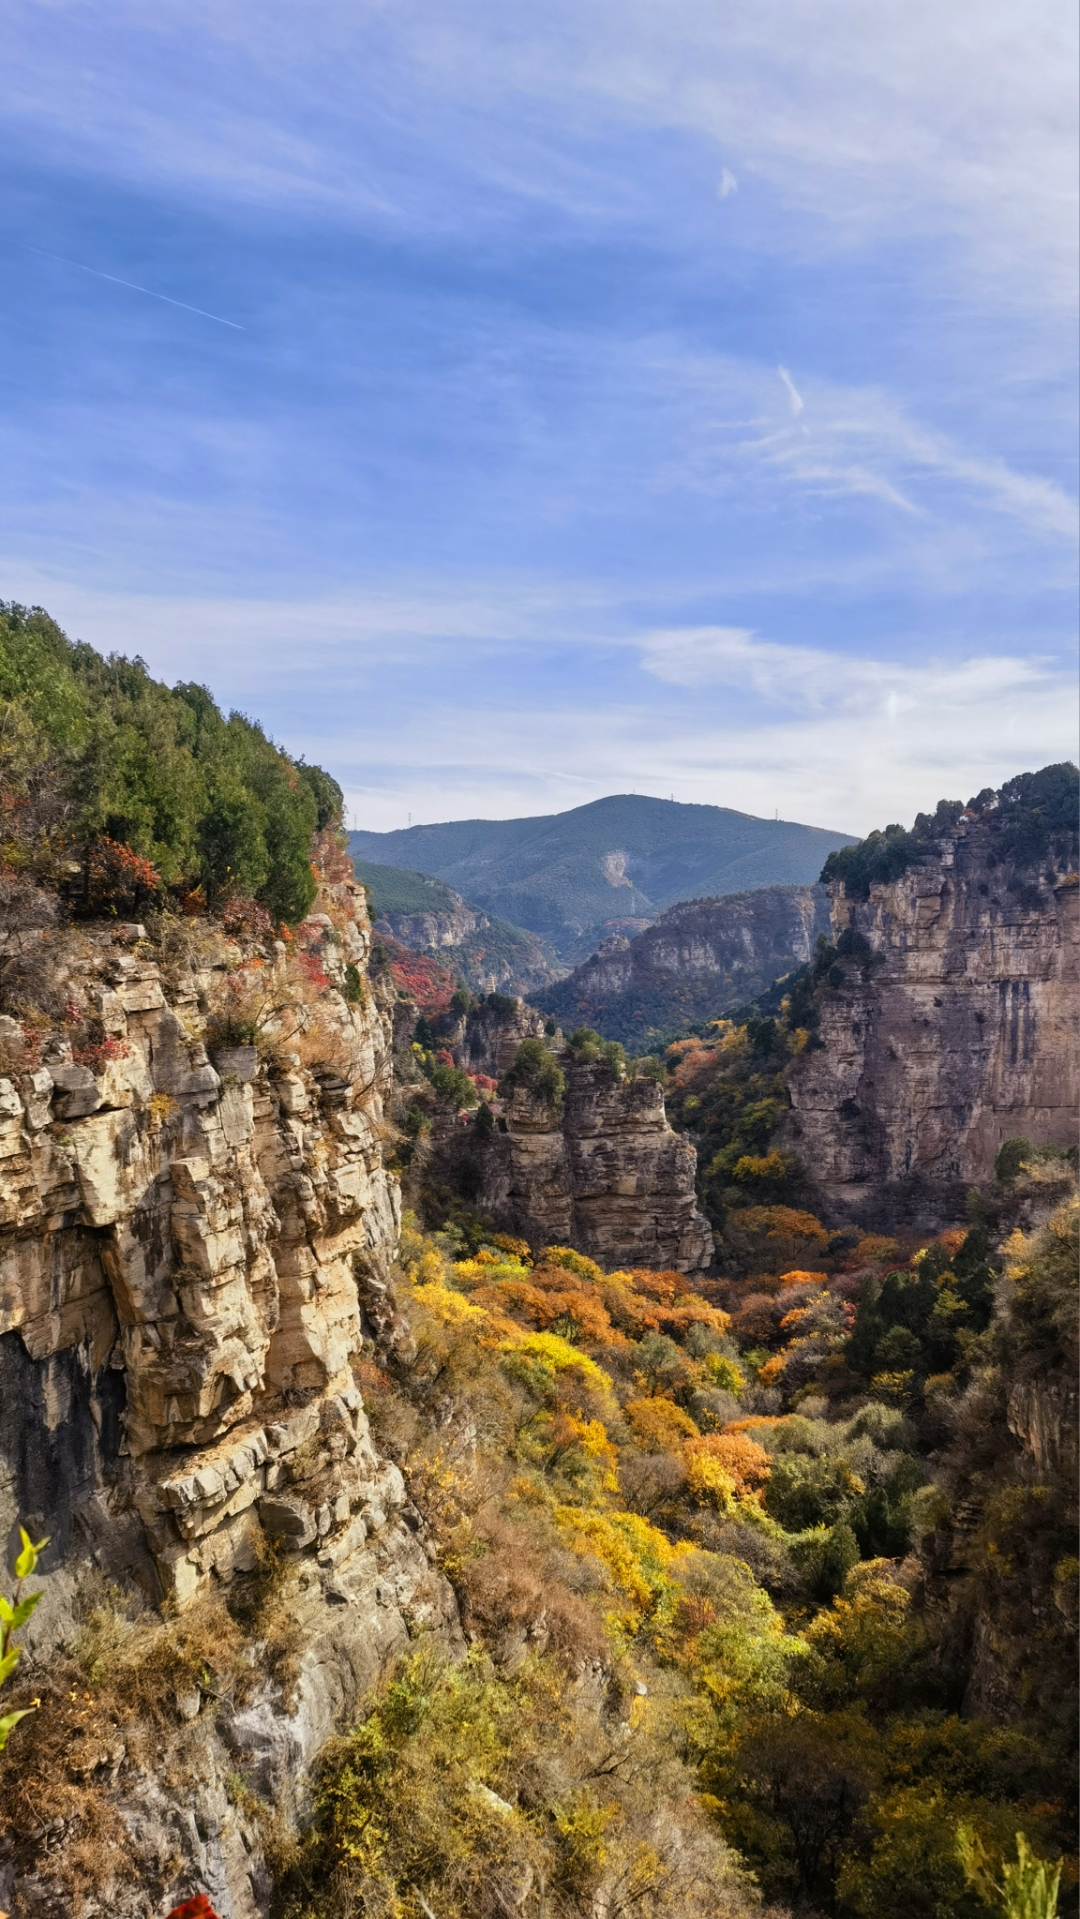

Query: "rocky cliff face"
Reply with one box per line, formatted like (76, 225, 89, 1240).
(783, 816, 1079, 1226)
(0, 866, 457, 1914)
(533, 884, 830, 1050)
(376, 901, 483, 950)
(458, 995, 550, 1077)
(412, 999, 712, 1271)
(479, 1065, 713, 1273)
(376, 904, 561, 997)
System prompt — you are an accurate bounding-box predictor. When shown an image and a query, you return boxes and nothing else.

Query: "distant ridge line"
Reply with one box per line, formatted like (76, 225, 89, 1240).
(349, 793, 855, 964)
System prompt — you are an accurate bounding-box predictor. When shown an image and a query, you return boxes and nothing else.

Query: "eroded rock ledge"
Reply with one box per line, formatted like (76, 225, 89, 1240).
(430, 998, 712, 1272)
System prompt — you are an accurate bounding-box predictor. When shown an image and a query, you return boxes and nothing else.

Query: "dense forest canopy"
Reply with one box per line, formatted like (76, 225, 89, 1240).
(0, 601, 341, 924)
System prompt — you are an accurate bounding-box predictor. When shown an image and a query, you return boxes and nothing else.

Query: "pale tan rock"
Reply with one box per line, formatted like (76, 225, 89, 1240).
(67, 1108, 153, 1224)
(0, 880, 467, 1919)
(0, 874, 405, 1598)
(117, 975, 167, 1013)
(478, 1055, 712, 1271)
(21, 1066, 55, 1130)
(783, 822, 1080, 1225)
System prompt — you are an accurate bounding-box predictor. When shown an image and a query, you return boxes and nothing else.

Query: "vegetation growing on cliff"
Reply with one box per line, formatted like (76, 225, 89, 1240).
(276, 1194, 1077, 1918)
(662, 1018, 805, 1233)
(820, 764, 1079, 900)
(0, 601, 341, 923)
(498, 1035, 567, 1108)
(530, 887, 831, 1054)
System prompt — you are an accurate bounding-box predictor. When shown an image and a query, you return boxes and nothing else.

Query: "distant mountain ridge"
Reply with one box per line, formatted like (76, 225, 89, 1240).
(349, 794, 854, 961)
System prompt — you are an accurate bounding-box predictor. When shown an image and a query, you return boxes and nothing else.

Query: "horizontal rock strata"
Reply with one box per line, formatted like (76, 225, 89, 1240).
(783, 820, 1079, 1225)
(488, 1067, 713, 1272)
(533, 883, 830, 1048)
(0, 871, 458, 1914)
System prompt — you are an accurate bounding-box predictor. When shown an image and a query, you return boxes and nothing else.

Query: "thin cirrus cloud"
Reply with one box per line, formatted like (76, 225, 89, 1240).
(321, 641, 1076, 834)
(753, 384, 1079, 538)
(10, 564, 1075, 833)
(635, 622, 1067, 711)
(5, 0, 1076, 296)
(325, 627, 1074, 830)
(0, 0, 1076, 833)
(654, 350, 1078, 538)
(777, 366, 805, 416)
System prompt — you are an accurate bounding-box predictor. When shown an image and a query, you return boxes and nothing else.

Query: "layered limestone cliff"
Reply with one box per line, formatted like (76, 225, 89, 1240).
(409, 999, 712, 1271)
(376, 902, 560, 997)
(533, 884, 830, 1050)
(376, 900, 483, 950)
(479, 1064, 713, 1273)
(0, 865, 457, 1914)
(783, 813, 1079, 1225)
(458, 995, 550, 1077)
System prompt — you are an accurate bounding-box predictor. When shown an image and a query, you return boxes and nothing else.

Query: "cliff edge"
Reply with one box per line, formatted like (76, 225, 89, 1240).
(0, 851, 458, 1914)
(532, 882, 831, 1049)
(783, 771, 1079, 1225)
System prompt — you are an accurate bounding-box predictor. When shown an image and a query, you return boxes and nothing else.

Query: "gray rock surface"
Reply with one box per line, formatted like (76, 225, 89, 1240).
(481, 1062, 713, 1272)
(533, 883, 830, 1050)
(447, 1001, 711, 1271)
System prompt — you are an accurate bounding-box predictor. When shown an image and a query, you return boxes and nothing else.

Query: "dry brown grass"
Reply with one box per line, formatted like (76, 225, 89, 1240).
(0, 1663, 137, 1909)
(0, 1562, 309, 1911)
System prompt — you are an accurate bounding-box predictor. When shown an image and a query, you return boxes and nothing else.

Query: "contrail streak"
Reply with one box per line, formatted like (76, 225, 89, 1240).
(25, 246, 245, 329)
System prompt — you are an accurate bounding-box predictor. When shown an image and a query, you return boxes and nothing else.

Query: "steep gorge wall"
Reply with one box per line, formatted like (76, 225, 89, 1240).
(533, 884, 830, 1048)
(783, 817, 1079, 1226)
(376, 901, 483, 950)
(0, 872, 457, 1915)
(375, 904, 560, 997)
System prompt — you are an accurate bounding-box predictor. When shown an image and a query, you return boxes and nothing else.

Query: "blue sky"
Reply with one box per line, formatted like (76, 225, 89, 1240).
(3, 0, 1077, 834)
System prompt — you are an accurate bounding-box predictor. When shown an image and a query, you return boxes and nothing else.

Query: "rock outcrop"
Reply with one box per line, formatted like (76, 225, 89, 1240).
(783, 809, 1079, 1226)
(459, 995, 551, 1078)
(375, 903, 561, 997)
(376, 900, 484, 951)
(480, 1064, 713, 1273)
(532, 884, 830, 1050)
(433, 1002, 709, 1270)
(354, 855, 561, 997)
(0, 866, 458, 1914)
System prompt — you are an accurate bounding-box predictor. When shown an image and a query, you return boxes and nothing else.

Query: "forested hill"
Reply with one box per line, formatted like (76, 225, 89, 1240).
(350, 858, 465, 919)
(0, 600, 341, 925)
(349, 793, 854, 960)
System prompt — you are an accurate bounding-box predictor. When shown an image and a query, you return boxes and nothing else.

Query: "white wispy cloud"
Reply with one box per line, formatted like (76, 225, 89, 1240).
(777, 365, 804, 416)
(326, 656, 1077, 833)
(755, 378, 1079, 538)
(2, 0, 1074, 844)
(648, 347, 1077, 539)
(636, 622, 1062, 711)
(12, 569, 1071, 834)
(6, 0, 1076, 307)
(329, 643, 1077, 833)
